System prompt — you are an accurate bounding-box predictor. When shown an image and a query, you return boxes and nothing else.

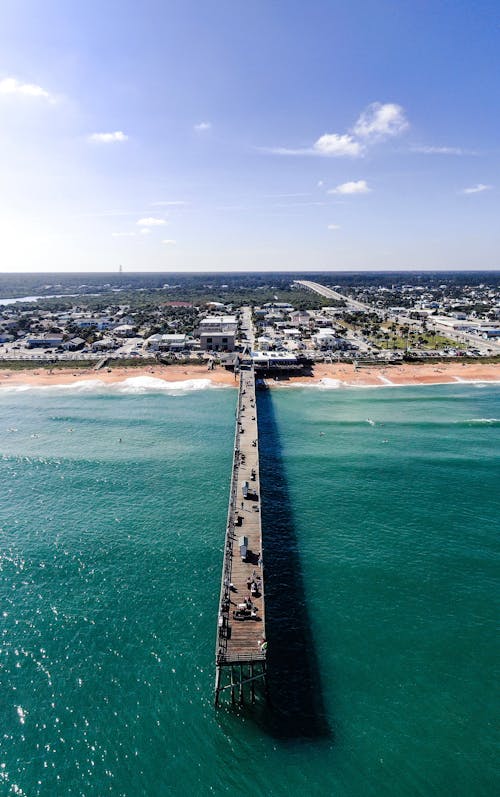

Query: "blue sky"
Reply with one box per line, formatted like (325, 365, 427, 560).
(0, 0, 498, 272)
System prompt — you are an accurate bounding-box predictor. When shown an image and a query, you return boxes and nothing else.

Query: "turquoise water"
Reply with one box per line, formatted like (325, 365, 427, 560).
(0, 382, 498, 796)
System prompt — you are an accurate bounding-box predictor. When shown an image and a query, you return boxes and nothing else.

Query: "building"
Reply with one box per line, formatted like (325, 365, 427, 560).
(112, 324, 137, 337)
(145, 333, 188, 351)
(74, 317, 115, 330)
(25, 333, 64, 348)
(63, 337, 86, 351)
(289, 310, 310, 327)
(199, 332, 235, 352)
(91, 338, 119, 351)
(480, 327, 500, 338)
(312, 328, 348, 350)
(197, 315, 237, 351)
(251, 351, 300, 370)
(198, 315, 238, 334)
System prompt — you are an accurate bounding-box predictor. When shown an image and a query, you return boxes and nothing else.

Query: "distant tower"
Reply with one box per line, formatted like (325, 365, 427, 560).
(119, 264, 123, 273)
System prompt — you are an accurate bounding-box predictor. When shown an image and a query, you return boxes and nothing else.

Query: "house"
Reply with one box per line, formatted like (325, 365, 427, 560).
(289, 310, 310, 327)
(312, 328, 348, 350)
(263, 311, 283, 323)
(91, 338, 119, 351)
(74, 317, 115, 330)
(63, 337, 86, 351)
(145, 333, 188, 351)
(112, 324, 136, 337)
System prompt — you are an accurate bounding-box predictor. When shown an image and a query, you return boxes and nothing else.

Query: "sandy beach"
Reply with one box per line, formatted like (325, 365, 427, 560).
(0, 360, 499, 390)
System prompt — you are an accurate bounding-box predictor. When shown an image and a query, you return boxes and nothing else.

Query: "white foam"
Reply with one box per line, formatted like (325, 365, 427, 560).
(113, 376, 217, 393)
(377, 375, 394, 385)
(317, 378, 343, 390)
(0, 376, 223, 395)
(0, 379, 104, 393)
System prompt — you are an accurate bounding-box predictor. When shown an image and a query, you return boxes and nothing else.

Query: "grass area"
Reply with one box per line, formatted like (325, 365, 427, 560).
(105, 357, 160, 368)
(0, 359, 96, 370)
(375, 331, 458, 350)
(0, 357, 159, 370)
(402, 354, 500, 365)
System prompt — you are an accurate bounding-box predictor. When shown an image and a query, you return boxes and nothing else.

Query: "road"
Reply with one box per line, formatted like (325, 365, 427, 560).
(298, 279, 500, 355)
(295, 280, 371, 312)
(239, 305, 255, 350)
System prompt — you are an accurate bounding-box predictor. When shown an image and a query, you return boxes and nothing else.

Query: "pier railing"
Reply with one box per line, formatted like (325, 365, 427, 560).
(215, 371, 244, 660)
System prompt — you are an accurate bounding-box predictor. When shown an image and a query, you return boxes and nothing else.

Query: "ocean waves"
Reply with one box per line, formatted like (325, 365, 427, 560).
(0, 376, 226, 395)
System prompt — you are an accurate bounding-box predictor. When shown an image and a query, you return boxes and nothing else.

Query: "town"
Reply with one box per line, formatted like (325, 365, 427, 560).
(0, 272, 499, 368)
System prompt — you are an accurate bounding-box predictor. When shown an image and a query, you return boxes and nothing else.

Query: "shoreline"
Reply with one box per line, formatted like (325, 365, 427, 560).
(0, 361, 499, 390)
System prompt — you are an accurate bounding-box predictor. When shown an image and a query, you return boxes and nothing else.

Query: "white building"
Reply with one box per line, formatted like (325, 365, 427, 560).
(198, 315, 237, 334)
(113, 324, 137, 337)
(312, 328, 346, 350)
(145, 333, 188, 351)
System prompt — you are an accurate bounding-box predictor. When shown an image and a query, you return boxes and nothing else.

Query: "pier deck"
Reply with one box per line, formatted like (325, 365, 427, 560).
(215, 366, 266, 703)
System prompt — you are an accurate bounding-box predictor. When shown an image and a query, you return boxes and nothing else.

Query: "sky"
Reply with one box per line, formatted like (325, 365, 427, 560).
(0, 0, 498, 273)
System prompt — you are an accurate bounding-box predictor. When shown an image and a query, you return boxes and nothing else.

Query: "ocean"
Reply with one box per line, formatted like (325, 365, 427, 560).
(0, 379, 498, 796)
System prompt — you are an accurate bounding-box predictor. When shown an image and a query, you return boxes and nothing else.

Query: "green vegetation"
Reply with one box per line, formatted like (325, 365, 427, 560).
(0, 359, 96, 370)
(377, 332, 457, 350)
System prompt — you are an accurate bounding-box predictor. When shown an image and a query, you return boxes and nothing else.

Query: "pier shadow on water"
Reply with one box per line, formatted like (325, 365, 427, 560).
(254, 387, 331, 740)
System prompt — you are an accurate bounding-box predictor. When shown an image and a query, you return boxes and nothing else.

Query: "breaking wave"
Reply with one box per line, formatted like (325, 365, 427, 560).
(0, 376, 225, 395)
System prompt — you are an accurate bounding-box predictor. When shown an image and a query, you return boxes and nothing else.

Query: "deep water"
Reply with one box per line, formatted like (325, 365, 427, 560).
(0, 382, 498, 796)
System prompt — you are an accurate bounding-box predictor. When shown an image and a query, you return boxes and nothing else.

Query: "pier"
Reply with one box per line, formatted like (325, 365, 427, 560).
(214, 364, 267, 705)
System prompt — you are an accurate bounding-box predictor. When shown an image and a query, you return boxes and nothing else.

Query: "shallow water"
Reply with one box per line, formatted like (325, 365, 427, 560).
(0, 383, 498, 796)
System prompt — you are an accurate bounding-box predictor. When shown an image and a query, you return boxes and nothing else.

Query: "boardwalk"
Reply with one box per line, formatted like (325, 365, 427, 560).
(214, 365, 266, 704)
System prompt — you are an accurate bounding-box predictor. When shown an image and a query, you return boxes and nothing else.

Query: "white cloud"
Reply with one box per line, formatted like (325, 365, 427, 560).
(194, 121, 211, 132)
(328, 180, 371, 195)
(140, 228, 151, 235)
(264, 135, 362, 158)
(317, 180, 324, 188)
(112, 232, 136, 237)
(461, 183, 492, 194)
(0, 76, 55, 102)
(136, 217, 167, 226)
(265, 100, 407, 158)
(313, 133, 363, 157)
(411, 145, 464, 155)
(353, 102, 409, 140)
(88, 131, 128, 143)
(162, 239, 177, 245)
(327, 224, 341, 230)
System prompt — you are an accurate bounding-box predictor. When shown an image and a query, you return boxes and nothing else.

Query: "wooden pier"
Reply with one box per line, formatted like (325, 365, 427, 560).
(214, 365, 267, 705)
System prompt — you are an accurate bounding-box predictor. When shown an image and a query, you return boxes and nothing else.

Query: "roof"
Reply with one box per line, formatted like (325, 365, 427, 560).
(251, 351, 298, 363)
(199, 315, 237, 325)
